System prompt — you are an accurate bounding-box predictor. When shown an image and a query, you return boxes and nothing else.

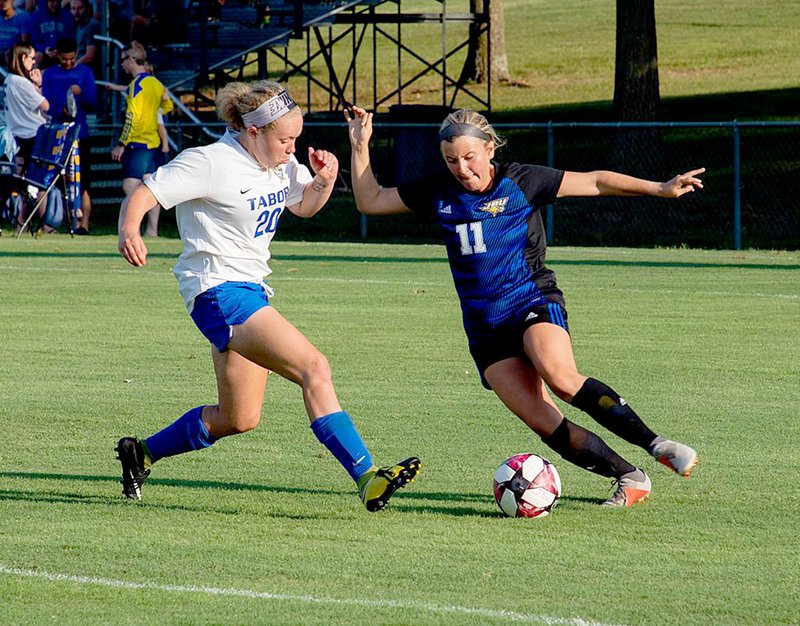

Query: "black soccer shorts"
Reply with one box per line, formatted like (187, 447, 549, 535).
(467, 300, 570, 389)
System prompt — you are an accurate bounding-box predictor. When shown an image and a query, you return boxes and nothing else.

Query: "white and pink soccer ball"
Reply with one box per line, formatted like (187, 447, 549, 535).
(493, 453, 561, 518)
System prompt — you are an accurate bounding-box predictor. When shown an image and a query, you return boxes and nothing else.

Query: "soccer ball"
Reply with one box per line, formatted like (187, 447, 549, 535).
(493, 453, 561, 518)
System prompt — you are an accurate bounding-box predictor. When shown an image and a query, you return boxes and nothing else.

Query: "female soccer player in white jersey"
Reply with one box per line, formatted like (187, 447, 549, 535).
(114, 82, 420, 511)
(345, 105, 702, 507)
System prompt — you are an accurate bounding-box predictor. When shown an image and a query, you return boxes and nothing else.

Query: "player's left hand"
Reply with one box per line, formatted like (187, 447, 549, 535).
(660, 168, 705, 197)
(309, 147, 338, 182)
(118, 230, 148, 267)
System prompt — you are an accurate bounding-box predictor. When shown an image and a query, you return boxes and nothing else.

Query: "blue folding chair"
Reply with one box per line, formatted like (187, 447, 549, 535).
(0, 121, 81, 238)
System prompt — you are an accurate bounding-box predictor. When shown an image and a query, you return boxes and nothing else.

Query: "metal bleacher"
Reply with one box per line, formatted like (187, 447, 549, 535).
(147, 0, 488, 115)
(152, 1, 378, 100)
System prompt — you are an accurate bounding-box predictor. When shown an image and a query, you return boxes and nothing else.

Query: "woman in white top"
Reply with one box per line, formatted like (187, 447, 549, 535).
(4, 42, 49, 228)
(4, 43, 49, 160)
(115, 80, 420, 511)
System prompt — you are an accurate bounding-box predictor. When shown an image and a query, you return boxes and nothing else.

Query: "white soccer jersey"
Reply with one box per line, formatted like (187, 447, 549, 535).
(144, 130, 313, 310)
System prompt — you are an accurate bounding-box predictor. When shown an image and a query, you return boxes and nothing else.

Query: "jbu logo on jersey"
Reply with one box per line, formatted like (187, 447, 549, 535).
(246, 185, 289, 238)
(478, 197, 508, 216)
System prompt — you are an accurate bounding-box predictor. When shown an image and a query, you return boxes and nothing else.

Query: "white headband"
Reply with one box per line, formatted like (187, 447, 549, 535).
(241, 91, 297, 128)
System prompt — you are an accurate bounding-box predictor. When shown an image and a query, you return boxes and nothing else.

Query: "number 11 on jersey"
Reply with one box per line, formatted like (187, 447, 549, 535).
(455, 221, 487, 256)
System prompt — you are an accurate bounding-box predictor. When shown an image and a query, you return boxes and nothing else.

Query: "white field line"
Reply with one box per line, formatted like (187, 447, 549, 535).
(0, 564, 623, 626)
(0, 264, 441, 286)
(0, 264, 797, 300)
(597, 286, 799, 301)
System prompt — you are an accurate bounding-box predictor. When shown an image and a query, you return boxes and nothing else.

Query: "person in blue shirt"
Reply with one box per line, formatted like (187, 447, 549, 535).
(0, 0, 31, 65)
(42, 36, 96, 233)
(29, 0, 74, 69)
(346, 105, 704, 508)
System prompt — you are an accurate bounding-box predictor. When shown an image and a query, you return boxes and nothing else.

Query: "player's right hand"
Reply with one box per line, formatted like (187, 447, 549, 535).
(111, 144, 125, 162)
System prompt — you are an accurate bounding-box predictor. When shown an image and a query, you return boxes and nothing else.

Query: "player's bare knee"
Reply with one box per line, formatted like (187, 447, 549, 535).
(213, 405, 261, 435)
(519, 404, 563, 438)
(302, 351, 333, 388)
(545, 373, 583, 403)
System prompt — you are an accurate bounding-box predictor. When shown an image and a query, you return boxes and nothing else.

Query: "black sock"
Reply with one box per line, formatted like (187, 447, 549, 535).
(571, 378, 658, 450)
(541, 418, 636, 478)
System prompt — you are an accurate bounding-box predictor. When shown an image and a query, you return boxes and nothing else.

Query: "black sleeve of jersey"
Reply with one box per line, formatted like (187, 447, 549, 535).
(505, 163, 565, 209)
(397, 173, 443, 219)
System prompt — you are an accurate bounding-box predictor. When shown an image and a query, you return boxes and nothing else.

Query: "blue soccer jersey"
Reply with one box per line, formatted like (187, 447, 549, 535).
(398, 163, 565, 332)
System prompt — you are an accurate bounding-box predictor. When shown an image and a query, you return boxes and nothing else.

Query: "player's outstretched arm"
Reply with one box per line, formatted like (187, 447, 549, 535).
(118, 185, 159, 267)
(557, 168, 705, 199)
(344, 105, 410, 216)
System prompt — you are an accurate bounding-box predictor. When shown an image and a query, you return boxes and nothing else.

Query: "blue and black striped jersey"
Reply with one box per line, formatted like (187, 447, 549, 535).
(398, 162, 565, 331)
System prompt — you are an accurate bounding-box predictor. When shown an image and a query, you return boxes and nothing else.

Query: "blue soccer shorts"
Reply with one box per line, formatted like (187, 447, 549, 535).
(189, 281, 270, 352)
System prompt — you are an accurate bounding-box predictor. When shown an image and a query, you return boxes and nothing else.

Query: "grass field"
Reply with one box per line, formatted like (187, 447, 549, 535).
(1, 237, 798, 625)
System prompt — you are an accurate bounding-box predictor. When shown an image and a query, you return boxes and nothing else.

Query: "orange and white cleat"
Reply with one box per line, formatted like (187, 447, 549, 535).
(602, 469, 651, 507)
(651, 439, 698, 477)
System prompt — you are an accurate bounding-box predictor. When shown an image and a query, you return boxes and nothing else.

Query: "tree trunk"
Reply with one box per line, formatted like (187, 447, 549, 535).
(613, 0, 660, 121)
(460, 0, 510, 84)
(612, 0, 663, 180)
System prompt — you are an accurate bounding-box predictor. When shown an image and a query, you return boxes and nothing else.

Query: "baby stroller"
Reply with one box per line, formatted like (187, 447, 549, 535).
(0, 121, 81, 238)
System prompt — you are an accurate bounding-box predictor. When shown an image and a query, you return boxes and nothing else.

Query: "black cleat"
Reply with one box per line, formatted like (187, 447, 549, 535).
(115, 437, 150, 500)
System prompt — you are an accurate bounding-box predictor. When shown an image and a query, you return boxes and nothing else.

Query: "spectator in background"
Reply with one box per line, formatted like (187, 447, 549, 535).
(4, 42, 48, 163)
(145, 59, 172, 167)
(42, 36, 96, 234)
(69, 0, 100, 77)
(13, 1, 35, 13)
(0, 0, 31, 66)
(156, 108, 169, 165)
(30, 0, 74, 69)
(107, 62, 172, 165)
(110, 40, 172, 237)
(130, 0, 188, 47)
(4, 42, 49, 230)
(108, 0, 134, 43)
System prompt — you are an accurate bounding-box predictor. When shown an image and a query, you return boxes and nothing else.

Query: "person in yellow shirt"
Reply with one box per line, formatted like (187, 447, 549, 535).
(110, 40, 172, 236)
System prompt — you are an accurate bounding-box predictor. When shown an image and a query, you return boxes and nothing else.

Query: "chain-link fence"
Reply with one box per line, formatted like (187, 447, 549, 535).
(496, 121, 800, 250)
(168, 117, 800, 250)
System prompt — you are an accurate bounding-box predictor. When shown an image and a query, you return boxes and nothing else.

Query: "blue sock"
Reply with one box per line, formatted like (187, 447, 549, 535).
(146, 405, 215, 463)
(310, 411, 373, 481)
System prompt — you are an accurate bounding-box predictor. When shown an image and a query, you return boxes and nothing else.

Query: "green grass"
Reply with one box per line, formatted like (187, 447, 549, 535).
(1, 238, 799, 625)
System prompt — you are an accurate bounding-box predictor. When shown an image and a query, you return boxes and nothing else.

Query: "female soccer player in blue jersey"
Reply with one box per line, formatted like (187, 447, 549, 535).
(346, 105, 702, 507)
(114, 82, 420, 510)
